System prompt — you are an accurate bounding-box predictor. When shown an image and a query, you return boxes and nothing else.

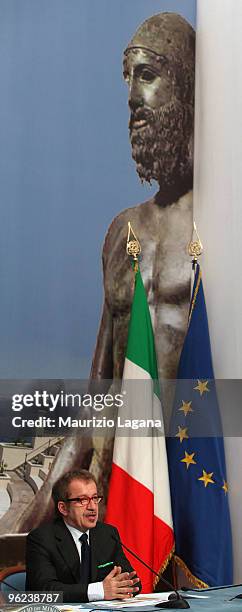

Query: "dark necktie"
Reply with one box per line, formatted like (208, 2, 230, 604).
(80, 533, 90, 583)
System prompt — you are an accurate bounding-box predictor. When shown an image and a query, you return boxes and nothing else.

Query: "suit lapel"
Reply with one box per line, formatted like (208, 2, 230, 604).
(54, 519, 81, 582)
(89, 526, 98, 582)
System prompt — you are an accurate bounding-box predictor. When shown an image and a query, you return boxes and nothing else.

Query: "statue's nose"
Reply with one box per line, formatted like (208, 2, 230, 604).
(128, 78, 143, 112)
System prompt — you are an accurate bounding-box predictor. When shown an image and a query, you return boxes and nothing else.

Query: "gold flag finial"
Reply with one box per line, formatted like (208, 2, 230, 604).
(188, 221, 203, 264)
(126, 222, 141, 272)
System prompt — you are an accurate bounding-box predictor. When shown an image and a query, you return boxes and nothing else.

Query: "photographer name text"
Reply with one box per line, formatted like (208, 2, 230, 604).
(12, 415, 162, 430)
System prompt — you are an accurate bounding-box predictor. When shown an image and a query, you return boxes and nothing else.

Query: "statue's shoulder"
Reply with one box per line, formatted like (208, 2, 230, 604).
(102, 198, 153, 256)
(107, 201, 144, 230)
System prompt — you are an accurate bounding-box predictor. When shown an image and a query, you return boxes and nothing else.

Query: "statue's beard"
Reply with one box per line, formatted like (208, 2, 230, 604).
(129, 99, 193, 188)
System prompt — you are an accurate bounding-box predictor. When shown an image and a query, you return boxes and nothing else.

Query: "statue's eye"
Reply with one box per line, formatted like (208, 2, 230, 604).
(139, 68, 157, 82)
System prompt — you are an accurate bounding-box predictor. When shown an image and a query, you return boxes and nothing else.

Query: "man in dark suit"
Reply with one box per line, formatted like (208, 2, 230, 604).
(26, 469, 140, 603)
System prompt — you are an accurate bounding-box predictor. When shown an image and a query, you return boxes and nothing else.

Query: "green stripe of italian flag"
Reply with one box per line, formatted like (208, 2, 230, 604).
(106, 268, 174, 592)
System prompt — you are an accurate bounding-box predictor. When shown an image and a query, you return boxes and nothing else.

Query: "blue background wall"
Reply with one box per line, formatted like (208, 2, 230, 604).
(0, 0, 196, 378)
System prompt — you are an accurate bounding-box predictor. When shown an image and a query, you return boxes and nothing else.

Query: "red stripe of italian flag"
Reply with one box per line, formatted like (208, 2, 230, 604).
(105, 268, 174, 592)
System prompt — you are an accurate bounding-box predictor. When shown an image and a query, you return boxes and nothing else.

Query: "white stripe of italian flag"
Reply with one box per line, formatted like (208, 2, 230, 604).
(105, 267, 174, 592)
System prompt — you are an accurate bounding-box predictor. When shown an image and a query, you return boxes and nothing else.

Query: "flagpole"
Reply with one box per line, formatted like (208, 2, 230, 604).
(126, 221, 141, 273)
(188, 221, 203, 296)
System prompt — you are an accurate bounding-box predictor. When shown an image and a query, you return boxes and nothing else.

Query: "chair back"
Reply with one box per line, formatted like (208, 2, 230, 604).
(0, 565, 26, 594)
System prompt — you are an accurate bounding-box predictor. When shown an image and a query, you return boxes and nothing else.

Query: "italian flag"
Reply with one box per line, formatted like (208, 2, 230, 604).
(105, 267, 174, 592)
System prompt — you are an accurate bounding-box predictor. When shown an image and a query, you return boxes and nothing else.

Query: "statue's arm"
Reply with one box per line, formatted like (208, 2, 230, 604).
(90, 298, 113, 380)
(90, 222, 115, 382)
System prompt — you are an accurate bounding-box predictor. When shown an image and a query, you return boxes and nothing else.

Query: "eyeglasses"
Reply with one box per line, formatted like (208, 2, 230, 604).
(64, 495, 103, 507)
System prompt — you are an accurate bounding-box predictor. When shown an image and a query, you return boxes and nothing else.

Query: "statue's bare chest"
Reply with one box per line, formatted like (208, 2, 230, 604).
(104, 197, 193, 314)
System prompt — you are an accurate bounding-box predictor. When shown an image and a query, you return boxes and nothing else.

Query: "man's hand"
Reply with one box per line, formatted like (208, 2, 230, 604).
(103, 566, 140, 600)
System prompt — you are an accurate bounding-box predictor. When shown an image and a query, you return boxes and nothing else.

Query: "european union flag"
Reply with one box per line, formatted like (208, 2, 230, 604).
(167, 264, 233, 587)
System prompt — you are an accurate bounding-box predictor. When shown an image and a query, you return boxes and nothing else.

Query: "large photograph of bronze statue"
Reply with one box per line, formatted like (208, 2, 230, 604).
(89, 11, 195, 510)
(0, 2, 195, 570)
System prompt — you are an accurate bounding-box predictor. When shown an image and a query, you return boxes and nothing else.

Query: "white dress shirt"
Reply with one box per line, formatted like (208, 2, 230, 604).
(64, 522, 104, 601)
